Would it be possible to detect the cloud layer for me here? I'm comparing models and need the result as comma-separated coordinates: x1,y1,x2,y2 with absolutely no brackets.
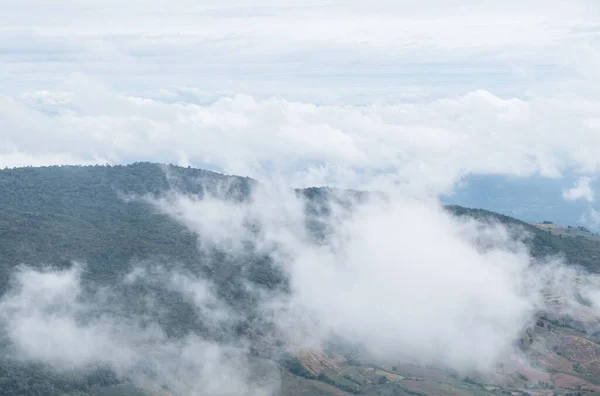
2,0,600,200
3,83,600,196
2,0,599,100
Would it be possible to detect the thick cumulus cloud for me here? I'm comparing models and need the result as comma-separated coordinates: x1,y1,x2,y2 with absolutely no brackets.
3,84,600,195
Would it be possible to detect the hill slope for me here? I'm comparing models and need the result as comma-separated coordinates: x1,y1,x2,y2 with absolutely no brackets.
2,163,600,396
447,205,600,272
3,163,600,282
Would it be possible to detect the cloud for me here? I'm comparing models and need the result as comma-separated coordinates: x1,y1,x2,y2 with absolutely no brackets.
0,263,280,396
0,264,136,369
147,184,600,373
0,1,598,100
3,82,600,195
2,1,599,195
581,207,600,227
563,176,595,202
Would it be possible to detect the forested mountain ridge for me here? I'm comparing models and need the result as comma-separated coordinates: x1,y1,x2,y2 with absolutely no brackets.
0,162,253,285
447,205,600,272
2,162,600,282
3,163,600,396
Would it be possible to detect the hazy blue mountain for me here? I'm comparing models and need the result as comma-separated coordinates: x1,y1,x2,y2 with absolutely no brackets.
443,173,600,228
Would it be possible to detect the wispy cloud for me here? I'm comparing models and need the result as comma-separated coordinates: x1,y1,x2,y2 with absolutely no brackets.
1,1,599,100
0,263,280,395
563,176,595,202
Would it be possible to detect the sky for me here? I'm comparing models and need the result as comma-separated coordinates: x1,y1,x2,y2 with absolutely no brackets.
2,0,600,224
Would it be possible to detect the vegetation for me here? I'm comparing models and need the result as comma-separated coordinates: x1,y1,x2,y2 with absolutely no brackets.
2,163,600,395
0,361,122,396
3,164,599,292
282,357,316,380
0,163,271,395
446,205,600,272
316,372,362,394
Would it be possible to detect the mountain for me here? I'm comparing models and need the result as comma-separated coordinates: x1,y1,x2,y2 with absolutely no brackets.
443,173,600,229
447,205,600,273
2,163,600,396
3,163,599,283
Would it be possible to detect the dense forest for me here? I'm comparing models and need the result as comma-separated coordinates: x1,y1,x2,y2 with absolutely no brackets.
3,163,599,282
447,205,600,271
1,163,600,396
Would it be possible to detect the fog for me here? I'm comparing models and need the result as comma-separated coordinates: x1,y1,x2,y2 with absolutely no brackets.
2,181,600,395
157,188,543,370
0,263,279,396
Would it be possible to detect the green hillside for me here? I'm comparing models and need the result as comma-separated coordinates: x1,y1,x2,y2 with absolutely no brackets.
3,163,600,283
447,205,600,272
2,163,600,396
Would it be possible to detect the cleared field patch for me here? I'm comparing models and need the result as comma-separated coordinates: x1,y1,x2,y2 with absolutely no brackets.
374,369,405,382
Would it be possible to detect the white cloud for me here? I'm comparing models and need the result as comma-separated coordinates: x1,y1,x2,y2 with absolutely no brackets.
581,207,600,227
0,264,135,368
2,1,599,193
147,184,600,374
0,264,279,395
2,81,600,195
563,176,595,202
0,1,599,100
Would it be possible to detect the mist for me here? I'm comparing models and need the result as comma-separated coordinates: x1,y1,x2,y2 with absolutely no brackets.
2,179,600,395
156,187,540,370
0,263,280,396
153,183,600,374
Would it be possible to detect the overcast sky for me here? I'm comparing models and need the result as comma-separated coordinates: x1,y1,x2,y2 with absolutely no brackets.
2,1,600,204
3,1,599,99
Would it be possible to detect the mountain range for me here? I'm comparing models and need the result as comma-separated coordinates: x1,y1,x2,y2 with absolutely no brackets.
2,163,600,396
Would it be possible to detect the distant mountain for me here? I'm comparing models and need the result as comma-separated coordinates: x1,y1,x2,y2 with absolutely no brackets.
2,163,600,396
444,173,600,229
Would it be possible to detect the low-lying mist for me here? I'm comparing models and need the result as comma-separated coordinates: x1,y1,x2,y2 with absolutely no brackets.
2,181,600,395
